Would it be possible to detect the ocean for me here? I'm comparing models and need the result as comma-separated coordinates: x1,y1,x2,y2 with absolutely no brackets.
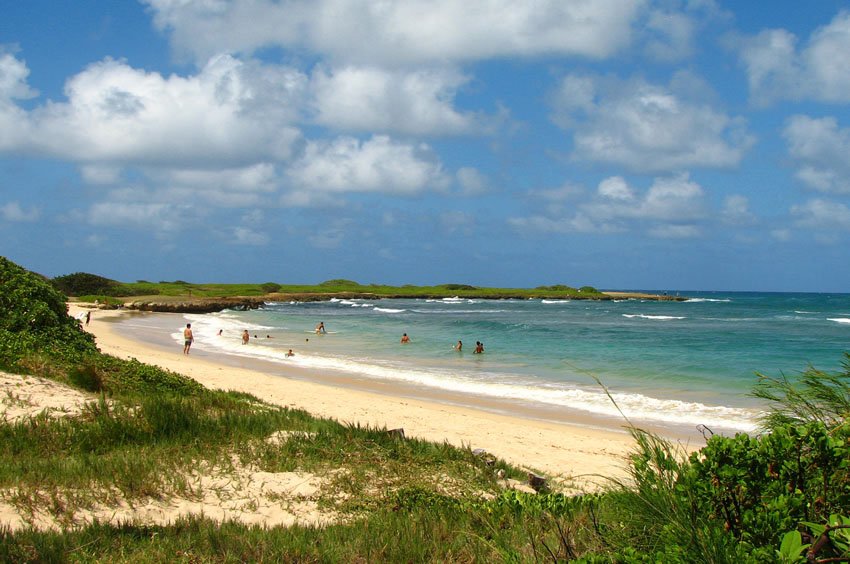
137,292,849,438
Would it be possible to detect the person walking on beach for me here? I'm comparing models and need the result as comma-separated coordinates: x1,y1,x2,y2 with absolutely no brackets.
242,330,250,345
400,333,410,344
183,323,194,355
315,322,326,334
85,311,91,326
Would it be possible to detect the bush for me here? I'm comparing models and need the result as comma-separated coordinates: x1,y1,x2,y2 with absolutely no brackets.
0,257,98,370
260,282,282,293
441,284,478,291
51,272,119,297
319,279,360,287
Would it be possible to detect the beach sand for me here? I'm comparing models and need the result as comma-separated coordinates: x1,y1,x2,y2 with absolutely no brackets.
1,305,681,530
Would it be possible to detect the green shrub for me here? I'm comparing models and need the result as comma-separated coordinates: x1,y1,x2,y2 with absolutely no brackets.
50,272,119,297
0,257,97,370
441,284,477,291
319,279,360,287
260,282,282,293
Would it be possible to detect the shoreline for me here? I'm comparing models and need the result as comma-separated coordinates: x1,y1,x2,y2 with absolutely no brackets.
72,305,686,490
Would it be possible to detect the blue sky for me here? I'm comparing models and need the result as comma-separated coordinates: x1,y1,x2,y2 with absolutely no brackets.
2,1,850,292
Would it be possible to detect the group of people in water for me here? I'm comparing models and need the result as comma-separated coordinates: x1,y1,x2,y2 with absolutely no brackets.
185,321,486,357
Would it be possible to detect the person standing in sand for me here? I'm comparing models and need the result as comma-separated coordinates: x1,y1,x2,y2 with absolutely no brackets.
85,311,91,325
242,330,250,345
183,323,194,355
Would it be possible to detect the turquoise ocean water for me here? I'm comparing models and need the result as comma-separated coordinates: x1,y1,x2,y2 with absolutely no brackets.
151,292,849,436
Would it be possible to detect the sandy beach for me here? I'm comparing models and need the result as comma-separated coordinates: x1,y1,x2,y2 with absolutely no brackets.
74,305,642,487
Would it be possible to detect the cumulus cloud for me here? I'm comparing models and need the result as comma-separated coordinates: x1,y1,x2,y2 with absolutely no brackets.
144,0,643,65
510,173,708,237
4,53,305,167
783,115,850,194
550,72,753,172
0,52,37,150
737,10,850,104
286,135,449,196
0,201,40,222
87,202,195,233
791,198,850,231
311,65,481,135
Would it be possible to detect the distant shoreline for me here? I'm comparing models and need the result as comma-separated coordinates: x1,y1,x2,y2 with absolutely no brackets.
87,290,685,314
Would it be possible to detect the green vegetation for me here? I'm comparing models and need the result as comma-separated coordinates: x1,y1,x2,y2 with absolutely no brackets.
1,257,848,561
55,274,606,301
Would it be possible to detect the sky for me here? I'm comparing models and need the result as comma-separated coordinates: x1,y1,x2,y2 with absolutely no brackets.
2,1,850,292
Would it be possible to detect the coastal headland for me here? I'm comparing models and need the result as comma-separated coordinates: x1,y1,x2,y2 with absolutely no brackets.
119,290,684,314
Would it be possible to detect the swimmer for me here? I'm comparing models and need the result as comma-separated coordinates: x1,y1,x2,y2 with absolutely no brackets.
473,341,484,354
285,349,295,357
400,333,410,344
454,340,462,351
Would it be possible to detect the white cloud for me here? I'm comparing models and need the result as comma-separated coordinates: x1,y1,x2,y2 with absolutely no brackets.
783,115,850,194
0,201,40,222
311,65,480,135
456,167,488,195
791,198,850,230
642,10,695,62
5,53,305,167
87,202,193,232
232,226,269,246
737,11,850,104
286,135,449,195
0,52,36,150
721,194,755,225
80,165,123,185
597,176,635,201
551,73,753,172
648,224,700,238
0,52,38,100
510,173,708,237
144,0,643,65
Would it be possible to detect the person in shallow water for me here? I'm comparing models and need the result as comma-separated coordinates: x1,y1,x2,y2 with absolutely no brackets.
242,330,250,345
183,323,194,355
454,340,463,351
400,333,410,344
473,341,484,354
315,322,326,334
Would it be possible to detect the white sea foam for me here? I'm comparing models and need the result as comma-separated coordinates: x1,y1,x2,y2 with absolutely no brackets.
373,307,406,314
174,311,761,433
542,300,571,304
685,298,731,303
828,317,850,324
622,314,686,320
